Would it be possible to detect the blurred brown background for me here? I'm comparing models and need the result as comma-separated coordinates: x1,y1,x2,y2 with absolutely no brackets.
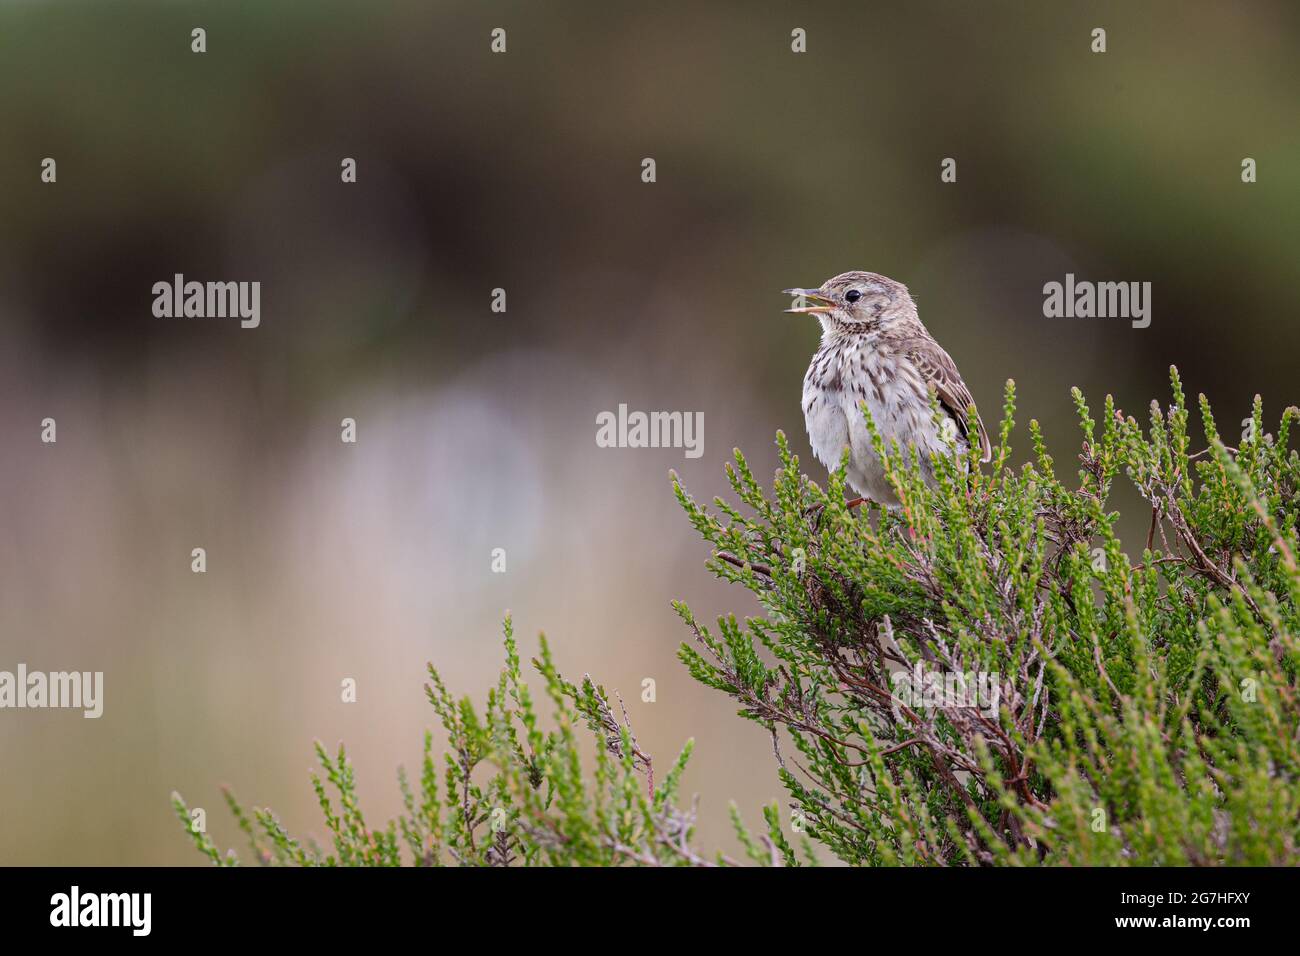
1,0,1297,864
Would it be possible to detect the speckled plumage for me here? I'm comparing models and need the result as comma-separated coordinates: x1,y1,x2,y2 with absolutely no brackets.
785,271,990,507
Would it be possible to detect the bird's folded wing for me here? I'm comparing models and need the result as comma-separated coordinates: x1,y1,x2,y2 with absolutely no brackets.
904,338,992,463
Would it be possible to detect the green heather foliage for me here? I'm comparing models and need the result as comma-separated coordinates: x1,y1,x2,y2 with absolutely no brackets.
177,368,1300,865
173,618,801,866
673,367,1300,865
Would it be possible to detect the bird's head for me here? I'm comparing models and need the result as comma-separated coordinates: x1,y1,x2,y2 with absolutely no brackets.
783,271,915,333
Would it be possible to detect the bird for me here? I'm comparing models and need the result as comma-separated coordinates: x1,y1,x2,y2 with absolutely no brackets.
783,271,990,508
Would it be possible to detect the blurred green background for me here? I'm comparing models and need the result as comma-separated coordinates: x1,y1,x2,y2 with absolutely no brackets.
1,0,1298,864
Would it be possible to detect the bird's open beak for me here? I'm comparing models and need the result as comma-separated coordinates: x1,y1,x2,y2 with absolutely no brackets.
782,288,835,314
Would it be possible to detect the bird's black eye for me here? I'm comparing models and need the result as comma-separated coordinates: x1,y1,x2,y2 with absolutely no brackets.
845,289,862,303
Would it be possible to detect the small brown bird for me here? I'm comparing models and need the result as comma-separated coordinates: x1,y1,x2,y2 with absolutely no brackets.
784,271,990,507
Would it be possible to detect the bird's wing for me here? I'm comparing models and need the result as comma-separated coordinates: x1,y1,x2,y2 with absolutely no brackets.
903,337,991,463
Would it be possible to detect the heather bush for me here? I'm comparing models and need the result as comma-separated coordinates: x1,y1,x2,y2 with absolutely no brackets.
178,369,1300,865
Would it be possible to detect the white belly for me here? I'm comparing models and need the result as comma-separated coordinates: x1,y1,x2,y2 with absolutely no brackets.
803,351,961,506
